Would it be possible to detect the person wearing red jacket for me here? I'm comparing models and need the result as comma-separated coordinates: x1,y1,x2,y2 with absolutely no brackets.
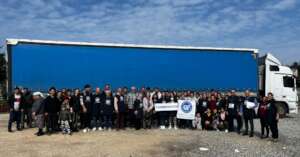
208,95,217,112
258,96,269,139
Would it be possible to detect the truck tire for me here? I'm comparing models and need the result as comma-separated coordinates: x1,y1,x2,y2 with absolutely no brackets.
275,102,287,118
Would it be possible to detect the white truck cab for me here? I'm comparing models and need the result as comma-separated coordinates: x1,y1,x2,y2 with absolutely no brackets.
259,53,298,115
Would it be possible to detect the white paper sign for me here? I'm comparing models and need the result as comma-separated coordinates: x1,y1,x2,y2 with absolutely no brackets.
154,102,178,112
246,101,256,109
177,100,196,120
228,103,235,109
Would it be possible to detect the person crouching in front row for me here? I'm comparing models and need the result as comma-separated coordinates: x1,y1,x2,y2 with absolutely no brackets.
204,108,213,130
193,113,201,130
217,107,228,132
31,92,45,136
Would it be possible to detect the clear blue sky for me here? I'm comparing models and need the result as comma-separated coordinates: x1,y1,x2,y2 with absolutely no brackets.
0,0,299,64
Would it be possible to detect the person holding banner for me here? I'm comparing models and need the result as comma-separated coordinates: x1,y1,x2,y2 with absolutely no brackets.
242,90,258,137
167,92,178,130
159,91,168,130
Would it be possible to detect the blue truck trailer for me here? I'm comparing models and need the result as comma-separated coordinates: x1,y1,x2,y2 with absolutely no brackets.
4,39,259,93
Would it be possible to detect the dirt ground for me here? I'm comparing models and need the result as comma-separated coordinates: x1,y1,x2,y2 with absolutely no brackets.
0,113,299,157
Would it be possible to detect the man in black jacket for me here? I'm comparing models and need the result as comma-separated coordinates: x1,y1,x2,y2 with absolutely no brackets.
241,90,258,137
266,92,279,142
91,87,104,131
44,87,61,134
81,84,93,133
8,87,25,132
227,90,243,134
70,88,81,132
21,88,33,129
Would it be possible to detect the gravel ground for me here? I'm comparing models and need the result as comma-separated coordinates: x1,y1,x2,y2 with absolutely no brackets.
0,113,299,157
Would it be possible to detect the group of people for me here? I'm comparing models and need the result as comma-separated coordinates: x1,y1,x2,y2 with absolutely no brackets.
7,84,279,141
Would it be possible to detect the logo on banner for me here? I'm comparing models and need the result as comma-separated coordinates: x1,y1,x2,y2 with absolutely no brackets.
181,101,192,113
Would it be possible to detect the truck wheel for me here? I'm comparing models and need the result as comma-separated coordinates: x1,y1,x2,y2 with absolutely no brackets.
275,102,287,118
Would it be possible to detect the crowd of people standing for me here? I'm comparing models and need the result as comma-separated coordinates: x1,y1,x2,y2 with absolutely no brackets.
7,84,280,142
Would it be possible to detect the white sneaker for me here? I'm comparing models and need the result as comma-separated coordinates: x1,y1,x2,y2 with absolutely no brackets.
168,126,172,130
174,126,178,130
160,126,164,130
98,127,103,131
92,127,97,131
161,126,166,130
225,129,228,133
87,128,90,132
83,129,87,133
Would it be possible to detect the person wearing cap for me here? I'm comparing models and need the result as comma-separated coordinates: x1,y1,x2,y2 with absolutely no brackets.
32,92,45,136
8,87,25,132
44,87,61,134
227,90,243,134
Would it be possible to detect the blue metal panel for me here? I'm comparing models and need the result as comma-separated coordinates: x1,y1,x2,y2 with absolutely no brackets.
11,43,258,91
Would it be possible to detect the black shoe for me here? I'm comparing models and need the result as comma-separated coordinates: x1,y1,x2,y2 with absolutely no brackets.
37,132,44,136
17,128,22,131
249,134,254,137
242,132,248,136
260,135,265,139
8,129,13,133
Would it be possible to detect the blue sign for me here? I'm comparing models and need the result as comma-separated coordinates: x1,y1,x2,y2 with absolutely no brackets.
181,101,192,113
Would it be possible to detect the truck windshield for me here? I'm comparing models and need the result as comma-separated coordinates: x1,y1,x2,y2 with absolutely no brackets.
283,76,295,88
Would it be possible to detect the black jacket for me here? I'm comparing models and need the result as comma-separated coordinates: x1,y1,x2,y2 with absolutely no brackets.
241,96,257,119
70,95,81,113
44,96,60,114
8,94,25,111
83,92,93,113
115,94,126,113
92,93,104,116
198,99,208,115
227,95,241,116
102,94,114,115
133,99,143,119
266,99,278,123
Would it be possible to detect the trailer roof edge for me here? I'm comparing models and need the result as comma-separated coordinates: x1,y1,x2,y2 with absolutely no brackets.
6,38,259,53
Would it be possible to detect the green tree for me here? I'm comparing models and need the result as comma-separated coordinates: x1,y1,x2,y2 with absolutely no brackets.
0,53,6,100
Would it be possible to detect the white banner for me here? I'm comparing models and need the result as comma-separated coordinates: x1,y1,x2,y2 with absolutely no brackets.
176,100,196,120
154,102,178,112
